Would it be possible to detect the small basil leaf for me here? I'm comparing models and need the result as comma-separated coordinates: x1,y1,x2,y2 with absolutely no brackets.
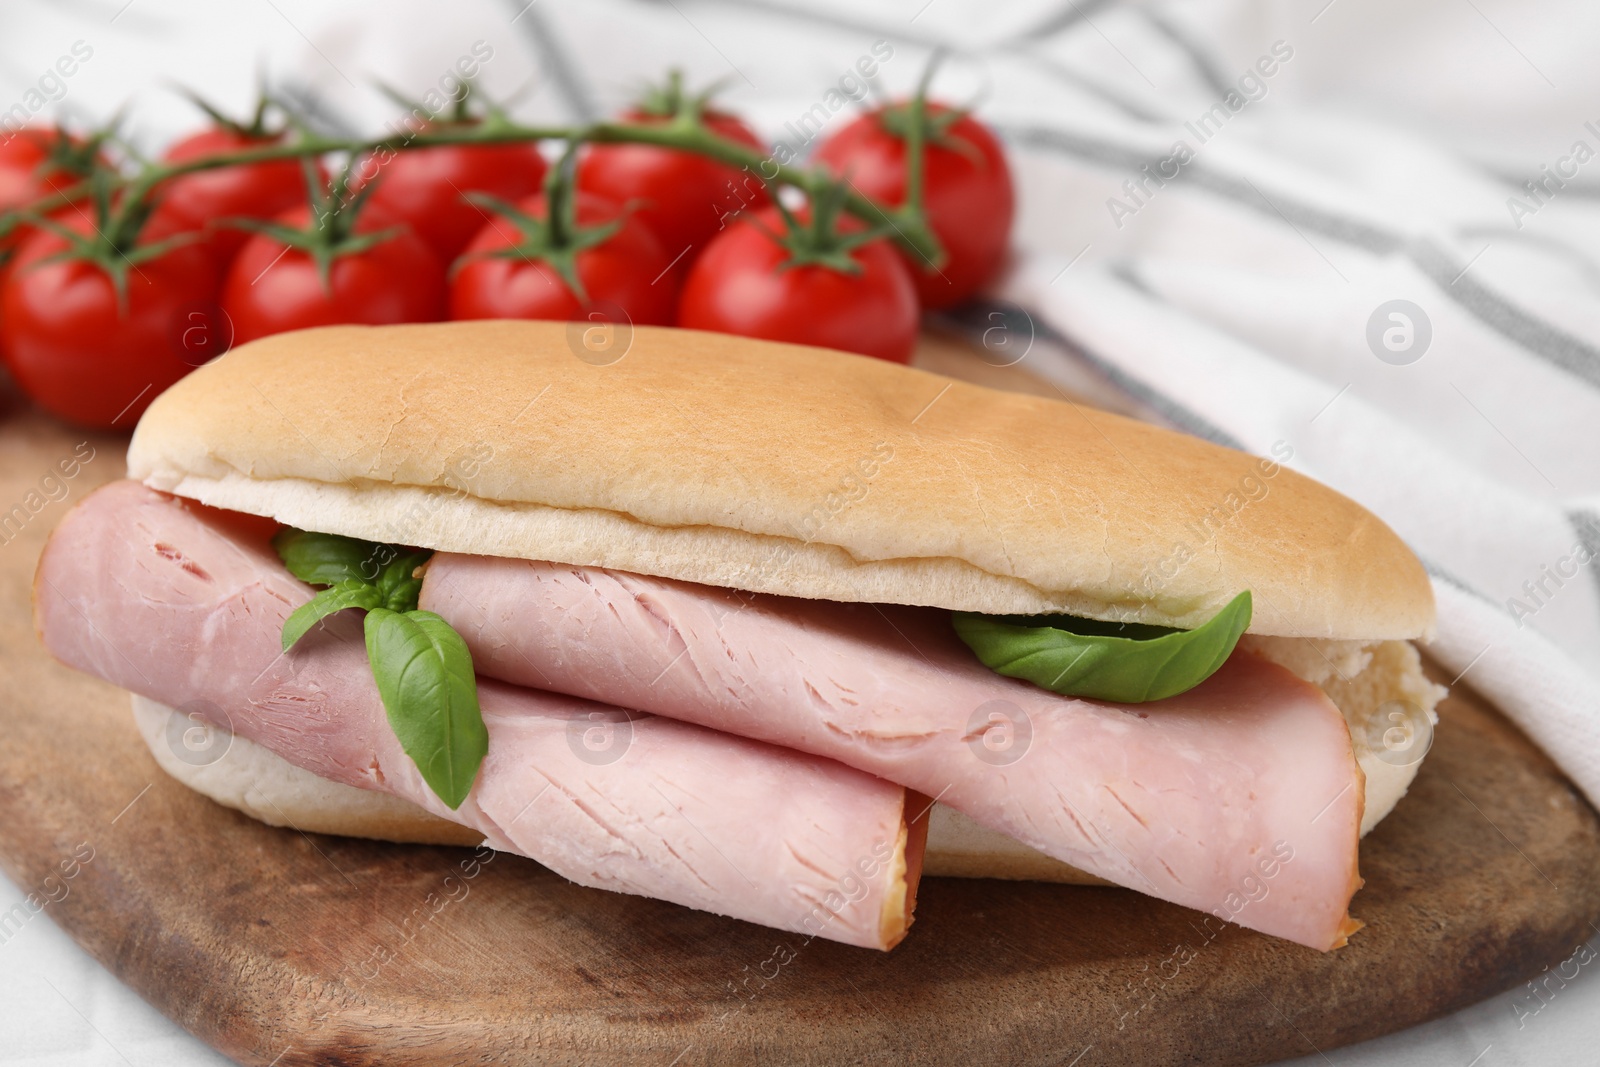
272,528,388,587
281,580,385,651
375,549,432,612
953,591,1253,703
363,608,488,810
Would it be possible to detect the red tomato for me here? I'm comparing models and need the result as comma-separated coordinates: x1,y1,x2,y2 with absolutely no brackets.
148,127,312,267
577,110,769,265
0,127,94,261
677,207,918,363
0,212,222,429
356,137,547,264
0,127,83,204
222,204,445,345
814,103,1014,309
450,191,676,326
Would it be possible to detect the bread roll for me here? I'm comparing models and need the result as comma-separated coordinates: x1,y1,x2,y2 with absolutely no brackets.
121,321,1443,881
127,322,1434,640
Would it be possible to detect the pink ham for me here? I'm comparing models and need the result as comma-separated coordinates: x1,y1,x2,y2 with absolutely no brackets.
34,481,922,950
421,554,1367,950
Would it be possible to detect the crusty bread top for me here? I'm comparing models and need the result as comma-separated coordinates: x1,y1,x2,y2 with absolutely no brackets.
127,321,1434,639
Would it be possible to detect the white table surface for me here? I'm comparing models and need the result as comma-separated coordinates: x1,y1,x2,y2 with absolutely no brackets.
2,1,1595,1063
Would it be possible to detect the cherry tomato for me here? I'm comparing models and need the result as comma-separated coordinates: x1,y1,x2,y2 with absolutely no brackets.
677,207,918,363
577,109,769,266
147,127,312,267
450,191,676,326
0,212,222,429
356,137,547,264
0,127,84,204
222,204,445,345
814,103,1014,309
0,127,94,262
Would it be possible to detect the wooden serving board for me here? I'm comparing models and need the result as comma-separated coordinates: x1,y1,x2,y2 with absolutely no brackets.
2,348,1598,1067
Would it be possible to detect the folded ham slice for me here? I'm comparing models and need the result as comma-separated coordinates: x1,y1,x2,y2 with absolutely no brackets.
34,482,922,950
420,554,1366,950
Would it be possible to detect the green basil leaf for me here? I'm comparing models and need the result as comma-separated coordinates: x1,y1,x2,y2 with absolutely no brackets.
271,528,389,587
273,527,431,609
273,530,479,807
363,608,488,810
953,591,1253,703
281,580,384,651
375,548,432,612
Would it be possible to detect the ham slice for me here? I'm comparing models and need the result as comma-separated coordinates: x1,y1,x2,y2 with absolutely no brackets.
34,482,922,950
421,554,1366,950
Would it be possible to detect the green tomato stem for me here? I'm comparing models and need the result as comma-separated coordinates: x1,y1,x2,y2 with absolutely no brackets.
5,110,947,272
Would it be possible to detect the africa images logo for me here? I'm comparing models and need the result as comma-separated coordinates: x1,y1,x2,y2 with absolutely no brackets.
1105,40,1295,230
1365,300,1431,365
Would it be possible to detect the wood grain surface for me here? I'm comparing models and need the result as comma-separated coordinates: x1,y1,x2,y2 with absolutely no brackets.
1,347,1598,1067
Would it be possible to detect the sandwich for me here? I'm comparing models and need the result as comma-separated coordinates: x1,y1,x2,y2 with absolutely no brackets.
33,320,1444,951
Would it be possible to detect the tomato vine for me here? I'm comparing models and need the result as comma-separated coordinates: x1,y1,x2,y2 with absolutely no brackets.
0,84,947,271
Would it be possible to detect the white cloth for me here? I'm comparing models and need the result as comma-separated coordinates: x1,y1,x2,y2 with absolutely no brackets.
2,1,1597,1064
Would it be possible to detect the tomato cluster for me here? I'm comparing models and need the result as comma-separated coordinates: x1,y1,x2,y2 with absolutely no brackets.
0,80,1014,430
